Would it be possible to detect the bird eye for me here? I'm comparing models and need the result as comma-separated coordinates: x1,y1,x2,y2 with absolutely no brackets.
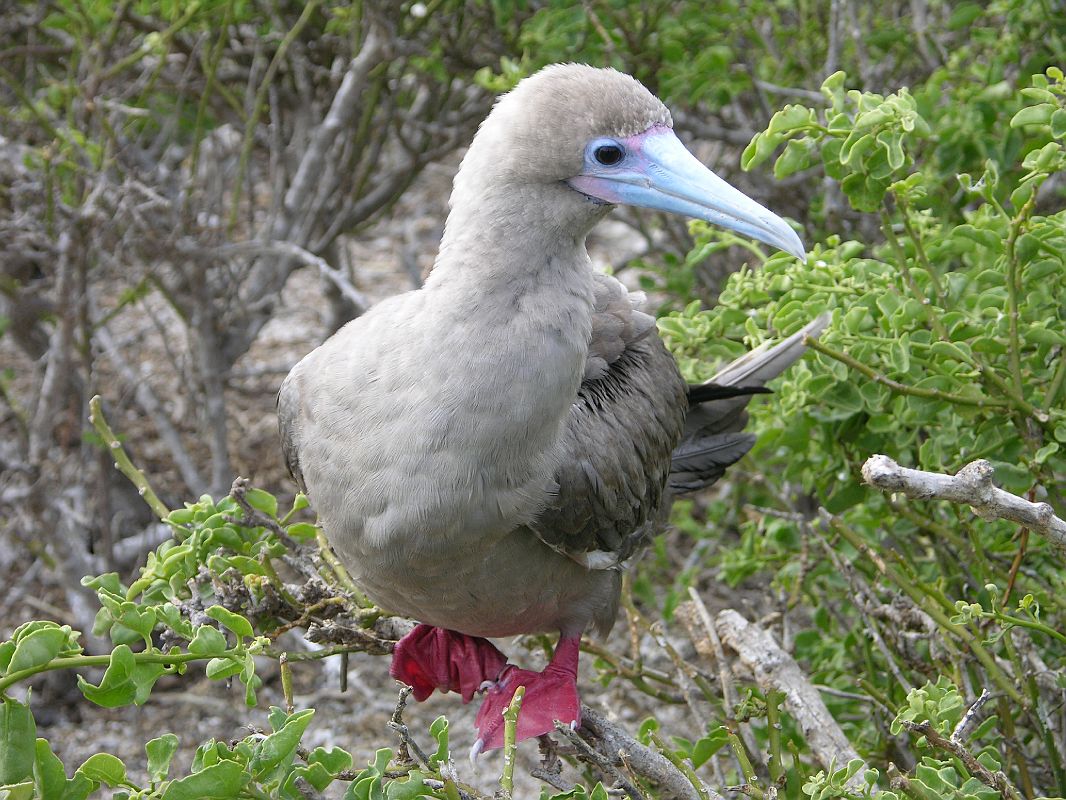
593,143,624,166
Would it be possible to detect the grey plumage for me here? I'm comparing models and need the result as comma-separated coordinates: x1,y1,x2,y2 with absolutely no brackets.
278,64,820,645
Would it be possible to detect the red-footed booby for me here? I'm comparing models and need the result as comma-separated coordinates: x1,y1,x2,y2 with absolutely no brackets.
279,64,823,756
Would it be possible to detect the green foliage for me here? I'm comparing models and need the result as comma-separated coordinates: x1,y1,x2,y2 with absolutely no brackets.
655,50,1066,800
0,487,465,799
4,1,1066,798
891,678,965,739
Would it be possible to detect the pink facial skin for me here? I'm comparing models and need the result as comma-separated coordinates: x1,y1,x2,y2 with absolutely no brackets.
566,124,673,204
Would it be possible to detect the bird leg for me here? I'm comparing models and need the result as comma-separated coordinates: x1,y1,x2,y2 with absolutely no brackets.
390,623,508,703
472,635,581,755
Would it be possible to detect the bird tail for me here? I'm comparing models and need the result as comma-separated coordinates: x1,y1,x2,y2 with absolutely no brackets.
669,313,829,494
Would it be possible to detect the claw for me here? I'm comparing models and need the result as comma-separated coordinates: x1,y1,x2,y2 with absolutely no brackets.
469,738,484,765
473,636,582,751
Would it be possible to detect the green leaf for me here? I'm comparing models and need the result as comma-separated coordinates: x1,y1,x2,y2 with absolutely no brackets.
8,626,69,674
0,696,37,784
146,733,179,782
251,708,315,780
188,625,228,656
205,606,254,640
34,738,93,800
690,727,729,768
77,645,166,707
1051,108,1066,138
774,137,813,178
1010,103,1056,127
384,771,430,799
243,488,278,518
285,522,318,542
766,104,812,136
428,716,449,766
160,759,247,799
206,657,244,681
166,508,195,525
1034,442,1060,464
75,753,127,788
308,745,353,776
825,381,864,413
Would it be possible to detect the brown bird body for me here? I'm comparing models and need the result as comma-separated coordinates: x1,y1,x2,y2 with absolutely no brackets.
279,64,820,752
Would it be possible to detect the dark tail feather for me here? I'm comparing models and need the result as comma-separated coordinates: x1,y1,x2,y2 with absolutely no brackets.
686,382,771,406
670,313,829,493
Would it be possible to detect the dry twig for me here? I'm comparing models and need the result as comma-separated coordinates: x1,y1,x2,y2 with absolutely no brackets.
715,610,865,788
861,455,1066,552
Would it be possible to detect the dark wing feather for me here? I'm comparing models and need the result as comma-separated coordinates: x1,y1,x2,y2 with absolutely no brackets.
668,432,756,493
529,276,688,570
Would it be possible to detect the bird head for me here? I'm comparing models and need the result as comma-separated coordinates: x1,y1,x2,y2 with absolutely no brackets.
452,63,804,258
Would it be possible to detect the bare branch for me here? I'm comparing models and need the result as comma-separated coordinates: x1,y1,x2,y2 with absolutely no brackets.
715,609,865,785
95,325,207,494
275,27,387,245
861,455,1066,552
28,231,76,465
211,239,370,315
951,689,993,745
897,719,1024,800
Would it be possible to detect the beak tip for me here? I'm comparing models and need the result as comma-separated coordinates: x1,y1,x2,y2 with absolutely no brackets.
783,229,807,261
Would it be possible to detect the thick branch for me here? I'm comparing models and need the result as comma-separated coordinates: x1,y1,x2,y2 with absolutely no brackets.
277,27,386,245
577,706,710,800
715,610,865,787
861,455,1066,552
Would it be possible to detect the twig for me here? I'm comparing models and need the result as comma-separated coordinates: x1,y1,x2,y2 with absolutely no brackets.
228,476,300,548
88,395,169,520
499,686,524,799
951,689,992,745
648,732,715,800
388,686,432,771
280,653,294,713
805,337,1007,409
555,718,648,800
28,230,76,465
861,455,1066,552
206,239,371,314
229,0,323,229
579,706,708,800
532,736,574,792
897,719,1024,800
676,590,761,763
95,325,207,493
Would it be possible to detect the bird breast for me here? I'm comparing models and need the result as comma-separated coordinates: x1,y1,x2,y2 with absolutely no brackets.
292,254,598,613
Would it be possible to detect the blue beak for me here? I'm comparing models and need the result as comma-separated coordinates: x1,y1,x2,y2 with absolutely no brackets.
567,126,805,260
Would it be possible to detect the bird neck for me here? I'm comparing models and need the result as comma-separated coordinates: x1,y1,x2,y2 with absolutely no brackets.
426,190,598,314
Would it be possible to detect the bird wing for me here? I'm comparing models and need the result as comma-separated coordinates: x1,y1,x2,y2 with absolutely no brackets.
528,274,688,569
530,295,828,568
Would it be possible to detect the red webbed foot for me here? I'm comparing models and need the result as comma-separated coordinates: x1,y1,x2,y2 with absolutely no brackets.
390,624,508,703
472,636,581,756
